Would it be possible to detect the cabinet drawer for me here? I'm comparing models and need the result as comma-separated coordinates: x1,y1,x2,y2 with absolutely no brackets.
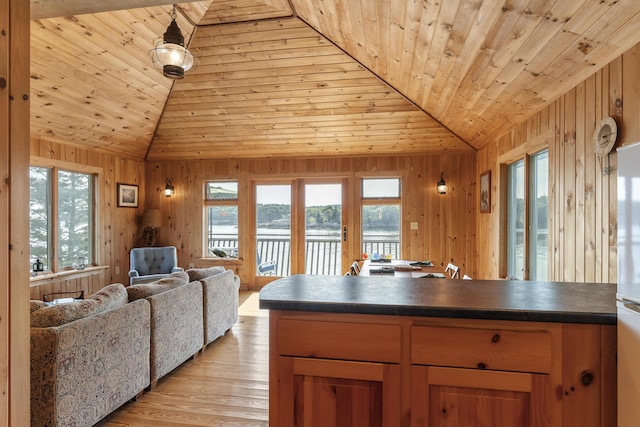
411,325,552,373
278,319,402,363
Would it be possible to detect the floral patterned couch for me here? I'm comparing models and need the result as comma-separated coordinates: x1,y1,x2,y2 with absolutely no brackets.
30,268,240,426
30,283,151,427
186,267,241,349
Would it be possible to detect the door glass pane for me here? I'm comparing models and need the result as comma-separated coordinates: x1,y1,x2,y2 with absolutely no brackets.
30,166,51,271
305,183,342,275
58,170,93,268
529,150,549,280
507,160,525,279
256,184,291,276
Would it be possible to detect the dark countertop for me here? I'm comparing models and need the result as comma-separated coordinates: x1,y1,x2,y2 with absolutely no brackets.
258,275,617,325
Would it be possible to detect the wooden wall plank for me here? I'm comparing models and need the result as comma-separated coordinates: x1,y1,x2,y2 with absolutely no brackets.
563,88,577,282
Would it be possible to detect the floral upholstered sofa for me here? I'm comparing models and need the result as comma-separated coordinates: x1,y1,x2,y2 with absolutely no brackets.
30,267,240,426
30,283,151,427
186,266,240,349
126,271,204,387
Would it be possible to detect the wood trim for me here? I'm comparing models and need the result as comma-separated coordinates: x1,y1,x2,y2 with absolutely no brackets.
4,0,31,422
31,155,102,174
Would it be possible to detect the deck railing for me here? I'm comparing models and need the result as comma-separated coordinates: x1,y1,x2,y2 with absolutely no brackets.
208,234,399,276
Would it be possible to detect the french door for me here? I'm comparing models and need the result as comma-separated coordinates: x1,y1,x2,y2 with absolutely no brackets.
254,179,346,279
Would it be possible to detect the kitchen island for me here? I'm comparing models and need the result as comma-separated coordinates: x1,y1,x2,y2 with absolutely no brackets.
259,275,617,427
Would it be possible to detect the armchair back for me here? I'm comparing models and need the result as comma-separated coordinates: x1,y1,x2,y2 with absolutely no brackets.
129,246,183,285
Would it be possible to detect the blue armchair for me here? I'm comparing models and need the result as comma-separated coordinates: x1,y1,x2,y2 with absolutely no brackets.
128,246,184,285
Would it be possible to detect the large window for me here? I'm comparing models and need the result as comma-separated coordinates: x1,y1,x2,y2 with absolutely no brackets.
361,178,401,259
30,165,95,272
204,181,238,257
506,149,548,280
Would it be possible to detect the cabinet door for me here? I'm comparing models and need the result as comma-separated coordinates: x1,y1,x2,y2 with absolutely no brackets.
411,366,550,427
277,356,401,427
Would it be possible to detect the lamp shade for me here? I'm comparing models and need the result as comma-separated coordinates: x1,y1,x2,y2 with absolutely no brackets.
142,209,162,228
149,6,197,79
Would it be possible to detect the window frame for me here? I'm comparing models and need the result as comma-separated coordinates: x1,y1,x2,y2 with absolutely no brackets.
360,177,402,260
203,180,239,258
30,157,99,273
498,142,549,281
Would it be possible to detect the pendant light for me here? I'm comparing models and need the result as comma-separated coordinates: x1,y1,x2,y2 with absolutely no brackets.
149,5,197,79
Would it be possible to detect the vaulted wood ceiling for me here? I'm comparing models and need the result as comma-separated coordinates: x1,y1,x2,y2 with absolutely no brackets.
29,0,640,161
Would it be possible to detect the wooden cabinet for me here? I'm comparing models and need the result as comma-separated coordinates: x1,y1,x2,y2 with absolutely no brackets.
276,357,400,427
411,366,550,426
269,311,616,427
410,324,553,426
272,313,403,426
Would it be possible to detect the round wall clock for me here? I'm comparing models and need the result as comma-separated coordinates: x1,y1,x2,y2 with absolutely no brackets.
593,116,617,157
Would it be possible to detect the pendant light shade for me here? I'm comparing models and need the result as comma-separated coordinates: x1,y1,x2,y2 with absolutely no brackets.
150,6,197,79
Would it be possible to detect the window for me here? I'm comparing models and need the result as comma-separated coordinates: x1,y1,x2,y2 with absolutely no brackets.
204,181,238,257
506,149,548,280
361,178,401,259
30,165,95,272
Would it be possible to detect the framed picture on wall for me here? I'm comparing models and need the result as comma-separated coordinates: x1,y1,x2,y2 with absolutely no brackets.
480,171,491,213
117,183,139,208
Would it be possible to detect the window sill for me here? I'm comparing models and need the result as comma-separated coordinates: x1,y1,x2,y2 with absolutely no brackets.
196,258,243,266
30,265,108,284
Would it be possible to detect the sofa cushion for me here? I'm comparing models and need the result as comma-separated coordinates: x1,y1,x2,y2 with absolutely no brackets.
126,271,189,301
30,283,128,328
186,266,225,282
30,300,47,314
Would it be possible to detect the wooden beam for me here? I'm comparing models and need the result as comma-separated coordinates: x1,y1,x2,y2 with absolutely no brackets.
30,0,202,19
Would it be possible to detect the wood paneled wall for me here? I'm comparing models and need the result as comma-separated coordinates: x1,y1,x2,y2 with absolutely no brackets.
30,138,146,292
477,42,640,283
145,153,476,289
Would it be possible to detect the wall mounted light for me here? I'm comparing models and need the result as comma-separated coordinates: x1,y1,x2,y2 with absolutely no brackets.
164,179,175,197
437,172,448,194
149,5,197,79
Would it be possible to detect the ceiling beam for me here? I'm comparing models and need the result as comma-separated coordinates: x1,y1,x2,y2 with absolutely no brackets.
30,0,201,20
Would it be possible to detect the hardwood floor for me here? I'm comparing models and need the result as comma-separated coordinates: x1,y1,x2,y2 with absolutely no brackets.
97,292,269,426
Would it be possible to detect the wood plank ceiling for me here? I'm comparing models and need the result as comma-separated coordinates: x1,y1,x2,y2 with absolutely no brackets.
29,0,640,161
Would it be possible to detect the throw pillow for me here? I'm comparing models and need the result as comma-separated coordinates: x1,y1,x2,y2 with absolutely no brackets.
186,266,225,282
30,283,128,328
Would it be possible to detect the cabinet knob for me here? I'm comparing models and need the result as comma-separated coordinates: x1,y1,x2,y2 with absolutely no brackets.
477,362,487,369
581,371,594,386
491,333,500,343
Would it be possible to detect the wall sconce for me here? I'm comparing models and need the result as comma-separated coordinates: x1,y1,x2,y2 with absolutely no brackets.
142,209,162,246
437,172,448,194
164,179,175,197
149,5,197,79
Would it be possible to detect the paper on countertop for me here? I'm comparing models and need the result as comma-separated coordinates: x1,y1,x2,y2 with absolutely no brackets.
412,272,446,278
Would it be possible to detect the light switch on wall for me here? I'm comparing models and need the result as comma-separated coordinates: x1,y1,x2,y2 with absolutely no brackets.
115,266,120,275
410,222,419,230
